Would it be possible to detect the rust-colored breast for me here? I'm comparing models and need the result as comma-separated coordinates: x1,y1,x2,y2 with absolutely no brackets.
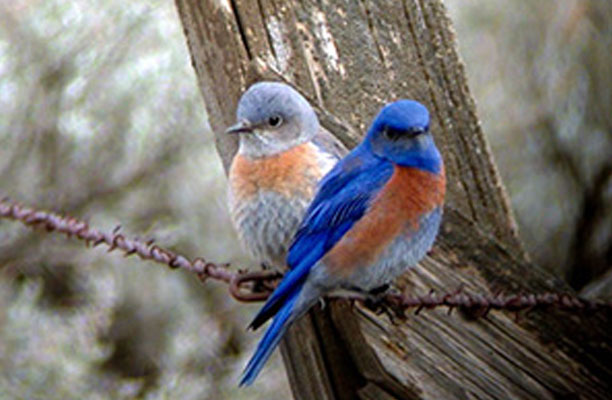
324,165,446,275
229,142,324,201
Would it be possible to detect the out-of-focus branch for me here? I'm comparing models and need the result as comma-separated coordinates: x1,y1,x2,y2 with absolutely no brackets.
0,144,184,264
568,162,612,289
2,197,612,317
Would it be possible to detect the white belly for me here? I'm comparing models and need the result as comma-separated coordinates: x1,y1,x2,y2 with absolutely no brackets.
230,191,310,269
348,207,443,290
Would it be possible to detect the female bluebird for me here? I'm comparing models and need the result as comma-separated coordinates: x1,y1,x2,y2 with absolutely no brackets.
227,82,340,270
240,99,446,386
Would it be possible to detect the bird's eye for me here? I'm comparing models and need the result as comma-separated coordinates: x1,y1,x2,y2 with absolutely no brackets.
383,127,404,141
383,125,428,141
267,115,283,127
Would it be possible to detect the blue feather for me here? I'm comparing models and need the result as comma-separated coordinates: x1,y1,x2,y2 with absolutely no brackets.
288,149,394,269
364,100,442,174
248,148,393,330
248,239,325,330
241,99,443,386
239,288,300,386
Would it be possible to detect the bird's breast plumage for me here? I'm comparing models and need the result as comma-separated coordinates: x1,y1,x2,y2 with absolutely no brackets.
323,165,445,279
229,142,327,200
229,142,336,268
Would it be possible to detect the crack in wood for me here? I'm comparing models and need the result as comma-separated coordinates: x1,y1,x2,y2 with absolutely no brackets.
230,0,252,59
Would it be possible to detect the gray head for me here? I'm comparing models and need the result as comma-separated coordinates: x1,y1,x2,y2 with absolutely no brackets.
226,82,320,158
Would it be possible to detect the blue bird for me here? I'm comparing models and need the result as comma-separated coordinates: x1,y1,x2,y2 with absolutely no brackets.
240,100,446,386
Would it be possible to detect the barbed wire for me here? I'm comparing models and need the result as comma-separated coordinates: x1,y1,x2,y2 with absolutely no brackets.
379,288,611,320
0,197,279,302
1,197,611,317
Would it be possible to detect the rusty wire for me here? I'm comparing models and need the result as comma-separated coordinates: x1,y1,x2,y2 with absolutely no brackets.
1,197,611,317
0,197,279,302
378,289,611,320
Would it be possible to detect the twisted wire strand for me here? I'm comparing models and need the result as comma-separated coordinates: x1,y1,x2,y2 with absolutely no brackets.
2,197,610,316
0,197,278,301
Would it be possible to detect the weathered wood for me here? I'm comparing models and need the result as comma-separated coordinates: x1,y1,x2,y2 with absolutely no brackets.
332,209,612,399
174,0,612,398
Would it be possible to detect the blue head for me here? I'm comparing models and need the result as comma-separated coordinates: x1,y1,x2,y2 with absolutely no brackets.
364,100,442,174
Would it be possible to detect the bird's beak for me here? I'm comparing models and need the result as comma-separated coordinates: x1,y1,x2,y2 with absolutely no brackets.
225,120,253,135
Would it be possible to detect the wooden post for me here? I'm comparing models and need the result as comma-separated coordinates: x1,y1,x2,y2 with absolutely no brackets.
174,1,612,398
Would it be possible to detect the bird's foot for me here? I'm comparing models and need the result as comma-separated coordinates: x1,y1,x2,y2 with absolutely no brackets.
347,283,392,298
369,283,391,297
361,284,405,324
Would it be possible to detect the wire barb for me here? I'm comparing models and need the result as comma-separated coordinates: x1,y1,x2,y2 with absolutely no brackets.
1,197,611,318
0,197,255,300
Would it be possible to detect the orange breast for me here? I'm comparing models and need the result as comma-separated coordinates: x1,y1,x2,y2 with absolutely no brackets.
323,165,445,275
229,143,324,200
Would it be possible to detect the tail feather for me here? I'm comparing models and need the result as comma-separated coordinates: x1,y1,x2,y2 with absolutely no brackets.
250,240,326,331
239,289,300,386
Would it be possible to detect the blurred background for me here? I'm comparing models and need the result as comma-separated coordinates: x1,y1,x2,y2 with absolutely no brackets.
0,0,610,399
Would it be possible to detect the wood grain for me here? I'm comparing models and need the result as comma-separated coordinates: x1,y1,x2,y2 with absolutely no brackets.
174,0,612,398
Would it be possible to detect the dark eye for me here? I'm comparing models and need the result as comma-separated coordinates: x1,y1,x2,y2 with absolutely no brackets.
267,115,283,127
383,127,404,141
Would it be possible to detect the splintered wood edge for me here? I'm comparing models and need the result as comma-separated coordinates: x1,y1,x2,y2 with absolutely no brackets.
280,313,336,400
330,301,422,399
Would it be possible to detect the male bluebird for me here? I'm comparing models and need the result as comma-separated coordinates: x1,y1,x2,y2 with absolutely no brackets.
240,99,446,386
227,82,341,271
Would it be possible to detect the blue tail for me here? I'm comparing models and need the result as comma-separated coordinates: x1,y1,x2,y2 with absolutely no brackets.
239,288,300,386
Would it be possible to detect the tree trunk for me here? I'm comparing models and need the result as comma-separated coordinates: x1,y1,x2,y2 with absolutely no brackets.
174,1,612,398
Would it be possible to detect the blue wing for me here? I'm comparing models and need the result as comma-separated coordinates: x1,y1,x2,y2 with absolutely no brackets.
288,151,394,269
248,146,394,330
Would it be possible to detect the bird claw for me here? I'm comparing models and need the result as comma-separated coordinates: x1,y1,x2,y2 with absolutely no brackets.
363,297,403,324
368,283,391,296
361,284,405,324
318,297,327,310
